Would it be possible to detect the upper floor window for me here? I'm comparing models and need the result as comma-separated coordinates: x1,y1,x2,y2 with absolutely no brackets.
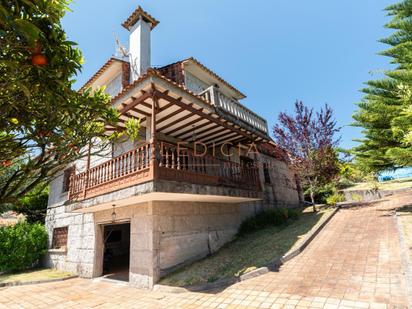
62,166,75,193
263,163,271,184
52,226,68,249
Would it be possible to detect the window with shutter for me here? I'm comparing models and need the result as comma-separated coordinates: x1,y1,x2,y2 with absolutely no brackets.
52,227,68,249
62,166,75,193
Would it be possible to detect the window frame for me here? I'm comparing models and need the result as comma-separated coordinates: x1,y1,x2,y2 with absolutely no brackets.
62,166,75,193
51,226,68,249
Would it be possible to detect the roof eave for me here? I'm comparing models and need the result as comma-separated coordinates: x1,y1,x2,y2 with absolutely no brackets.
182,57,246,100
79,57,129,92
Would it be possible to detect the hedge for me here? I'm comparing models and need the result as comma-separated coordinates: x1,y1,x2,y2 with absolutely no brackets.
0,222,48,272
238,207,299,236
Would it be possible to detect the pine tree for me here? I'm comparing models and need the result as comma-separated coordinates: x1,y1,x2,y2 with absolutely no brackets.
353,0,412,172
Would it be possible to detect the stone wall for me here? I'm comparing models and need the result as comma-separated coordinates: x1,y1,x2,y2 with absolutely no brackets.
45,140,301,288
46,171,97,278
93,203,154,287
105,73,122,97
258,153,300,208
184,71,208,94
45,202,95,278
151,201,241,275
91,201,243,287
343,187,412,203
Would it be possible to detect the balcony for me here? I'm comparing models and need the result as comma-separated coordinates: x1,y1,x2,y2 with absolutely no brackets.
69,141,261,202
199,86,269,135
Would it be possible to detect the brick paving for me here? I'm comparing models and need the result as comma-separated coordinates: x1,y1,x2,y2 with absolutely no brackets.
0,193,411,308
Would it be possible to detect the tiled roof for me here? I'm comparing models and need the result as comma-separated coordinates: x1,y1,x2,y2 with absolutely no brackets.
155,61,185,85
110,68,270,141
182,57,246,99
110,68,212,107
122,6,159,30
81,57,245,101
80,58,129,92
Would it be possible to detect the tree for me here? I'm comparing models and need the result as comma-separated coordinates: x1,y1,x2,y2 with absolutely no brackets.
353,0,412,172
0,0,137,209
12,186,48,224
273,101,341,210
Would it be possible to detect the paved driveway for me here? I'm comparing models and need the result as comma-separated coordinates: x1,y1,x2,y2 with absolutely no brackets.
1,193,411,308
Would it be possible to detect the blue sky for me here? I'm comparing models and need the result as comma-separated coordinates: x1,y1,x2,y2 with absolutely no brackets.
62,0,395,149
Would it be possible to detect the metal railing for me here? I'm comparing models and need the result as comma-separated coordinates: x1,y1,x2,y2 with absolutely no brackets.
199,86,269,134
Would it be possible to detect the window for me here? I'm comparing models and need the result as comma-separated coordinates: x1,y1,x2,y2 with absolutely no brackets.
263,163,271,184
62,166,75,193
52,227,68,249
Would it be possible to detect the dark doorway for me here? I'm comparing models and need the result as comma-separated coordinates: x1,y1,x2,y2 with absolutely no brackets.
102,222,130,282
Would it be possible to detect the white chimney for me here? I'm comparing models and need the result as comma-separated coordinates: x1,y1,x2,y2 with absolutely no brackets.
122,6,159,82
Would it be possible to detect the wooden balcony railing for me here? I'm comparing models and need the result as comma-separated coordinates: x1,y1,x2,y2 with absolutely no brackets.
157,142,260,191
69,143,152,200
69,141,261,201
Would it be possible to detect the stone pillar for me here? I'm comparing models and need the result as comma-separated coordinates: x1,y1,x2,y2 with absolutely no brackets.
129,201,160,288
93,223,104,278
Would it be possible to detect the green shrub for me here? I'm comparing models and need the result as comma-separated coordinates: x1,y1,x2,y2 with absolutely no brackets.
350,193,363,202
326,193,345,205
0,222,48,272
238,208,299,236
305,183,335,204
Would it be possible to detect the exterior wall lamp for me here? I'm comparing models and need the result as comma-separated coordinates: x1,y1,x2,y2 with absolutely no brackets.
111,204,116,222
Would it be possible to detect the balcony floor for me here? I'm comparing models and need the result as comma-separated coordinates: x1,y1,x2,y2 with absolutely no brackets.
68,190,261,213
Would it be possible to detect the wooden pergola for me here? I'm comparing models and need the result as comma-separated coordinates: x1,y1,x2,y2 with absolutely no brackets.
105,74,270,148
70,73,267,202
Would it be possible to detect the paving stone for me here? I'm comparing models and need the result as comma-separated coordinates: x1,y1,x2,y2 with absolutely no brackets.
1,193,411,308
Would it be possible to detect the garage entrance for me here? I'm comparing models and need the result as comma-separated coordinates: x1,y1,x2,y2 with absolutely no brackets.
102,222,130,282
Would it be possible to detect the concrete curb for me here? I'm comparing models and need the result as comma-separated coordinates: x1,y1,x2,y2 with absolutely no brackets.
395,212,412,307
154,206,340,293
0,275,78,288
276,206,340,265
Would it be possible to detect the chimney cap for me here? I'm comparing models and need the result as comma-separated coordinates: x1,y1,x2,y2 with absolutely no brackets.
122,6,159,30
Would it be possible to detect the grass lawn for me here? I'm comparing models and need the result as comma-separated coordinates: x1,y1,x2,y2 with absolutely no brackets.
398,205,412,262
159,206,333,287
0,268,73,284
347,177,412,191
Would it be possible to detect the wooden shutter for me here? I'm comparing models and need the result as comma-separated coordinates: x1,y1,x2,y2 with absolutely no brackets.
62,166,75,192
52,227,68,249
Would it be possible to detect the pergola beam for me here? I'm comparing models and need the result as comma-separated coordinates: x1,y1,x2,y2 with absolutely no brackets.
155,90,256,142
196,127,229,141
157,111,197,132
202,130,239,144
118,91,152,115
174,121,217,139
130,96,152,109
157,105,191,125
166,117,207,136
211,136,252,147
158,97,181,113
128,107,151,118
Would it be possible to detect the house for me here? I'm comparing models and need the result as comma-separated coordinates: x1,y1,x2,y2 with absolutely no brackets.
45,6,301,288
0,211,24,227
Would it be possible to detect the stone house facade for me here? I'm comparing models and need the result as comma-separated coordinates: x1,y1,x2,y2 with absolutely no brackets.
45,6,301,288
